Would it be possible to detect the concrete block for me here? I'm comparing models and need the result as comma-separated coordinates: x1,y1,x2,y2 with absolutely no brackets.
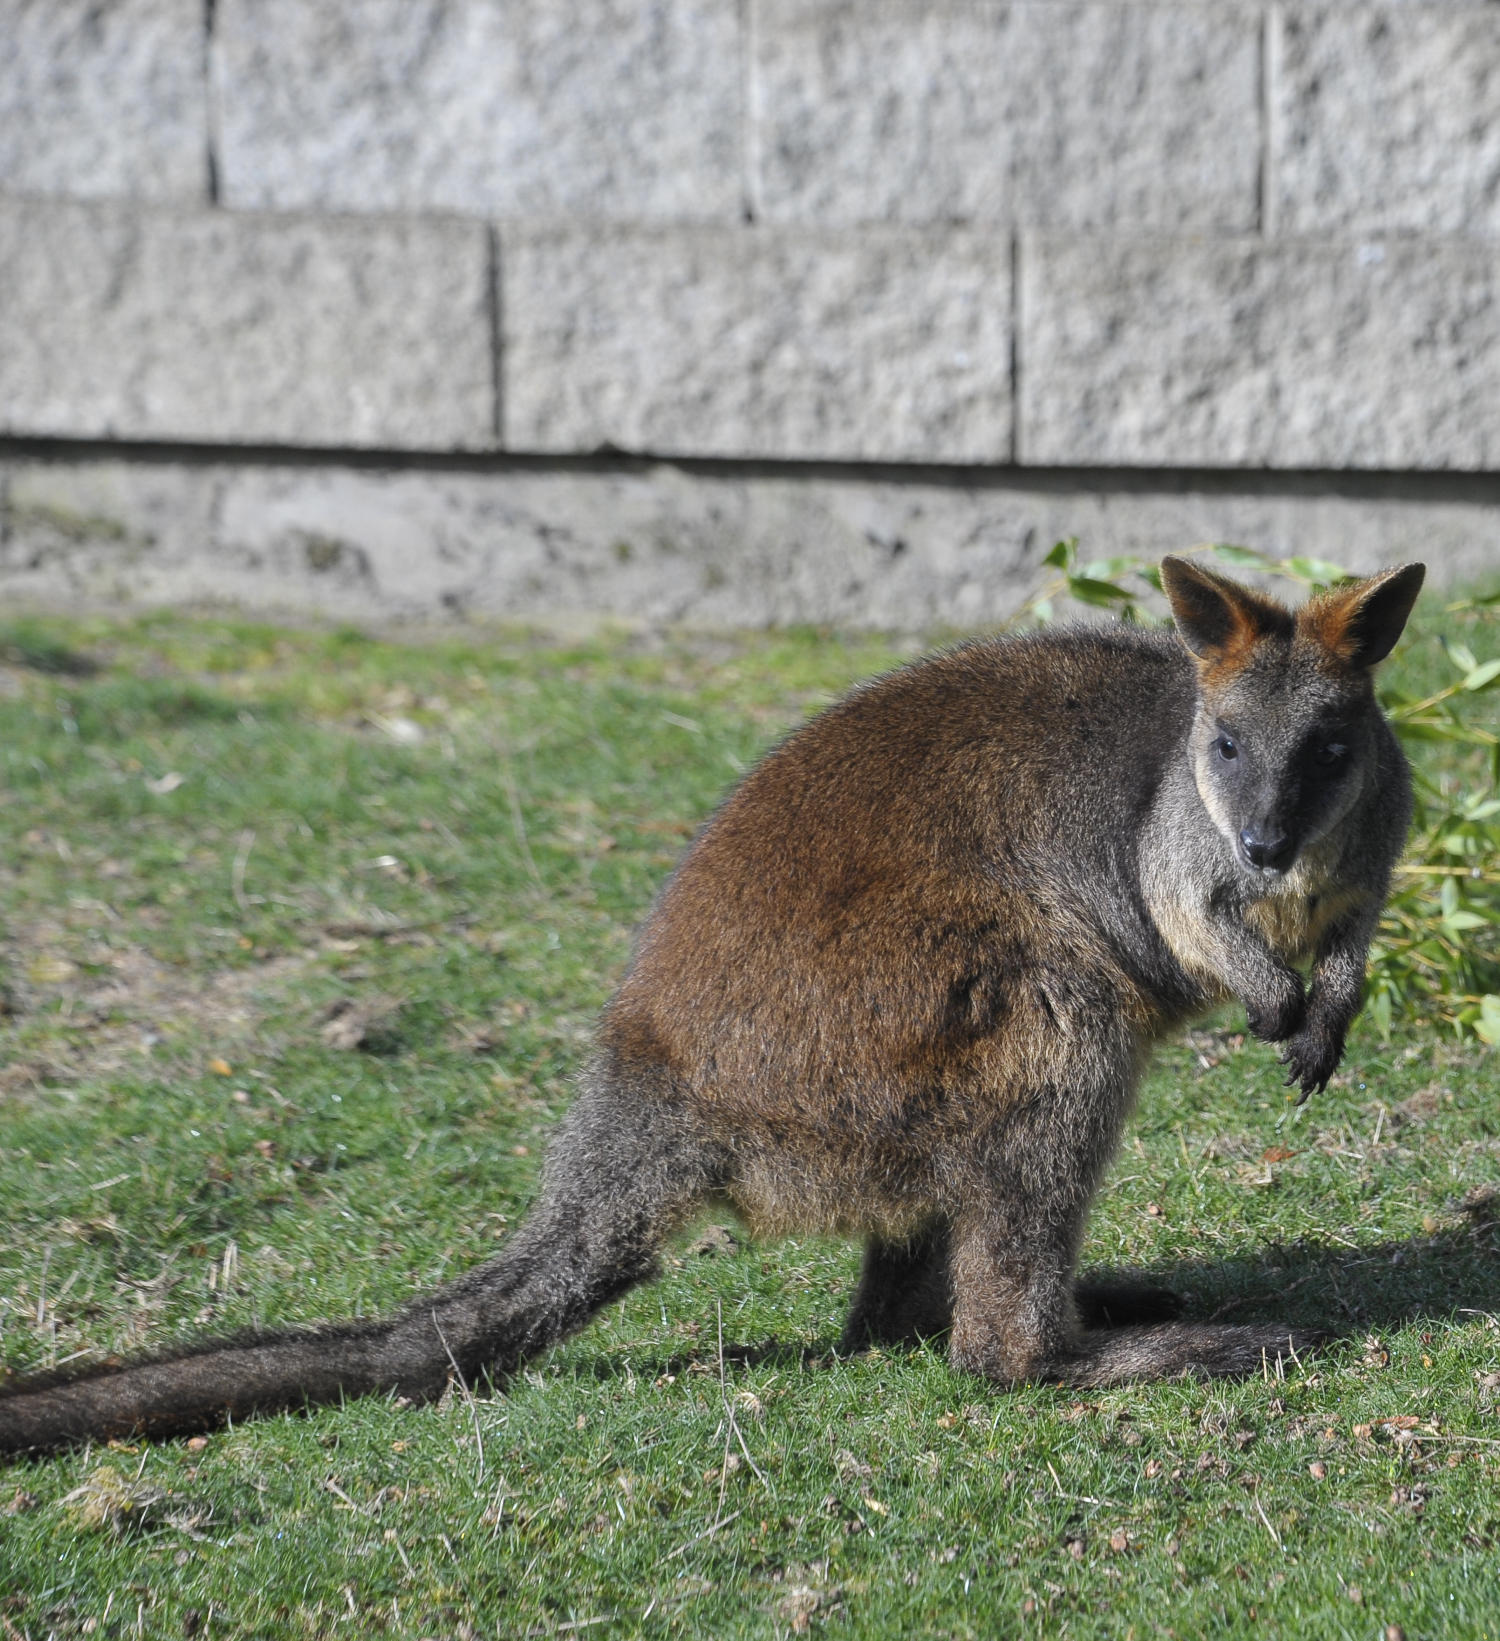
503,225,1011,462
0,0,208,203
1021,236,1500,469
0,201,494,449
756,0,1260,230
214,0,743,221
1277,6,1500,234
2,458,1492,631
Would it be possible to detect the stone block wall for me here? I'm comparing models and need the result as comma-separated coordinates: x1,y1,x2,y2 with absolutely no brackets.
1,0,1498,624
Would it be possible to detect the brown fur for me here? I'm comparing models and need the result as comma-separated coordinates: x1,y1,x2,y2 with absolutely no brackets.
0,558,1425,1456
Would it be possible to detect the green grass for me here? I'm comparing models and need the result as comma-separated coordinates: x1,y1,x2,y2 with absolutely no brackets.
0,609,1497,1639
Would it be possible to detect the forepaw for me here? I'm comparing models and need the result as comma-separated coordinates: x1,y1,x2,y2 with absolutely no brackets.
1245,983,1306,1045
1280,1020,1344,1101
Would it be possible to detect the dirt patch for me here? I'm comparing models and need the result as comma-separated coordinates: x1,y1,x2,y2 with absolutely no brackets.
0,933,319,1090
1391,1083,1446,1129
319,993,407,1054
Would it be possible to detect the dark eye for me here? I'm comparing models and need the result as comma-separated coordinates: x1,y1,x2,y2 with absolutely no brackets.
1215,735,1238,761
1318,742,1348,766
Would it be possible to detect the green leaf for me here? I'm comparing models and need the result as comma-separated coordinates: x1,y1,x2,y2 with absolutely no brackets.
1066,576,1136,607
1368,984,1394,1039
1443,638,1478,675
1477,995,1500,1047
1043,539,1075,570
1031,598,1054,625
1282,556,1354,588
1208,544,1273,571
1398,720,1495,748
1442,911,1490,933
1441,876,1459,919
1463,658,1500,692
1391,722,1456,745
1082,556,1144,581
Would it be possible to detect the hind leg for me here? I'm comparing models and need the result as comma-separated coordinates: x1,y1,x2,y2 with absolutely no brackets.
948,1195,1316,1388
840,1224,953,1351
945,1063,1317,1387
841,1230,1181,1349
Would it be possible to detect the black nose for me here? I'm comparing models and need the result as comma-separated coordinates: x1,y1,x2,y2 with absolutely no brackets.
1239,828,1294,872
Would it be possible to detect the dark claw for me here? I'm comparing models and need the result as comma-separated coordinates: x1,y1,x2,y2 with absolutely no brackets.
1279,1026,1342,1103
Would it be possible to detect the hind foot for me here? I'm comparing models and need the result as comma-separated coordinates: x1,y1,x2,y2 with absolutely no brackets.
1056,1323,1326,1388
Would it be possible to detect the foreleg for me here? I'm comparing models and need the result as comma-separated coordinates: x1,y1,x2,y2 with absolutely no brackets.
1280,901,1381,1099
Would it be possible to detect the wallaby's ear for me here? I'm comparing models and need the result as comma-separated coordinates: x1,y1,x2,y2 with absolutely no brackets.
1159,556,1292,663
1302,563,1426,670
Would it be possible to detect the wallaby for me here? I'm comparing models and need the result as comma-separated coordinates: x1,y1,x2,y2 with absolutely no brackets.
0,556,1426,1457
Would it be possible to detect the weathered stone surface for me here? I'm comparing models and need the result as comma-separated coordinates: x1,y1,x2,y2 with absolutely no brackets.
2,458,1489,632
0,0,208,203
1277,7,1500,235
0,201,494,448
503,226,1011,461
1021,236,1500,469
757,0,1260,229
214,0,742,220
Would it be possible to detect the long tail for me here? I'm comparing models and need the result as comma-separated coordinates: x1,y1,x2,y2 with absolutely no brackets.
0,1092,716,1457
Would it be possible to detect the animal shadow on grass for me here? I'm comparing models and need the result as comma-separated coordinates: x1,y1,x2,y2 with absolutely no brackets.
569,1204,1500,1385
1141,1200,1500,1340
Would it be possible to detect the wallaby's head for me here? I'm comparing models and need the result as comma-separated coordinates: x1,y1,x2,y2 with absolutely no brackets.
1159,556,1426,878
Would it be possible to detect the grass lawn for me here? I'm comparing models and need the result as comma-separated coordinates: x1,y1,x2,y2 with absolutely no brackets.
0,605,1497,1640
